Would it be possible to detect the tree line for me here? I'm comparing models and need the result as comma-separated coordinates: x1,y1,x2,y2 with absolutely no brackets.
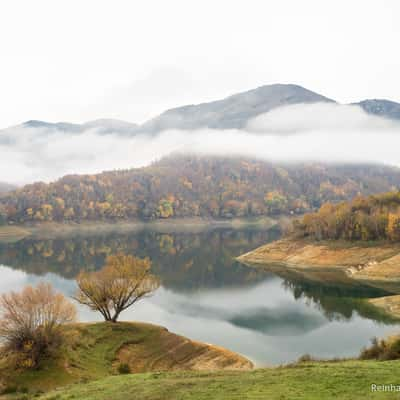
292,191,400,241
2,156,400,224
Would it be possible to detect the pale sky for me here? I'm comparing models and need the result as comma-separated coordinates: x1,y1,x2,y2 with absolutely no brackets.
0,0,399,128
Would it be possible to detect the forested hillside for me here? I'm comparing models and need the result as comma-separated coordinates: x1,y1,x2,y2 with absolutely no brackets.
1,156,400,224
292,191,400,241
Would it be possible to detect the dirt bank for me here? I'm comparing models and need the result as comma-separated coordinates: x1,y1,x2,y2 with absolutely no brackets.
237,239,400,282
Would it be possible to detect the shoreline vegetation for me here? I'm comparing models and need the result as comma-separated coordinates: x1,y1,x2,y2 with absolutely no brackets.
236,190,400,320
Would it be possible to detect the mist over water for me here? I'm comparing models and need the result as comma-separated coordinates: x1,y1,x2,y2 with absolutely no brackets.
1,103,400,184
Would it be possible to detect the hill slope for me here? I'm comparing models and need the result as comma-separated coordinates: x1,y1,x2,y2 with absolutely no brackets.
2,156,400,224
0,322,252,394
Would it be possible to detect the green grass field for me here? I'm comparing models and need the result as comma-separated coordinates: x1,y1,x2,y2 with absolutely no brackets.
0,322,249,399
39,360,400,400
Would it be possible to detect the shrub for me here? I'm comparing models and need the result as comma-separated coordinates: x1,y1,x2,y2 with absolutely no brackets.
359,337,382,360
0,283,77,368
297,354,314,363
117,362,131,374
360,336,400,360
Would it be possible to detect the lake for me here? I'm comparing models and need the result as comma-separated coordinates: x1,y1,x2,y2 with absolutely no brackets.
0,226,399,366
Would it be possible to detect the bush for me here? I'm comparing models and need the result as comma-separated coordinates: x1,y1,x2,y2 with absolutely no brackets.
117,363,131,374
360,336,400,360
297,354,314,363
0,283,77,368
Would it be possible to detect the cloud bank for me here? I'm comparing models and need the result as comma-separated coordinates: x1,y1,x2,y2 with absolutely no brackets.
1,103,400,185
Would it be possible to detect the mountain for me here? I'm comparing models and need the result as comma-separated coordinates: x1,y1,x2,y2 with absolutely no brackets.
22,120,83,133
2,84,334,137
140,84,335,132
22,119,139,135
2,155,400,224
1,84,400,137
0,119,140,144
355,99,400,121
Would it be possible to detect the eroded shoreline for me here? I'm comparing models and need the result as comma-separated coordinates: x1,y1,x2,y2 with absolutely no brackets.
237,238,400,319
238,238,400,280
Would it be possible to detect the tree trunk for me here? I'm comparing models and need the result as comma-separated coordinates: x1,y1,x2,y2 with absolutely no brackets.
111,312,120,323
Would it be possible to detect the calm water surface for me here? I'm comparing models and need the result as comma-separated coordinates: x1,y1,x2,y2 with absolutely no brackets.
0,226,399,365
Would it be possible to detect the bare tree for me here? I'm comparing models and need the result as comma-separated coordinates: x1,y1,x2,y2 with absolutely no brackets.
75,254,160,322
0,283,77,367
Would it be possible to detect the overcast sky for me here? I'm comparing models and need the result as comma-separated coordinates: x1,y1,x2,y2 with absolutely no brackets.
0,0,399,128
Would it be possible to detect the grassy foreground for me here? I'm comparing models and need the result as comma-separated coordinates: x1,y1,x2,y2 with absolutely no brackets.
0,322,251,397
39,360,400,400
2,323,400,399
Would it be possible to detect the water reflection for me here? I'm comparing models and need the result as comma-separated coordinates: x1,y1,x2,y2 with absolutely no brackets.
0,228,279,289
0,227,399,365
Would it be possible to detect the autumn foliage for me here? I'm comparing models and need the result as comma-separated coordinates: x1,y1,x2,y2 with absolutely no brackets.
292,191,400,241
2,156,400,224
75,254,160,322
0,283,77,368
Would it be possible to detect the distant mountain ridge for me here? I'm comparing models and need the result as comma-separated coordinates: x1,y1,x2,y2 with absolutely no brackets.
21,118,139,135
1,84,400,136
355,99,400,120
139,84,335,132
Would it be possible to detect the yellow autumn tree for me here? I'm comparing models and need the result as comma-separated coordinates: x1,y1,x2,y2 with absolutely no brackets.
387,212,400,241
75,254,160,322
157,199,174,218
264,191,288,214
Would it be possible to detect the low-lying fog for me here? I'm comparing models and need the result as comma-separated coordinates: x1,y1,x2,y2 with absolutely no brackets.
1,102,399,185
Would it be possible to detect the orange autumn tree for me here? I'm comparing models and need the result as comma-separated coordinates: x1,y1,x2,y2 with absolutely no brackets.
75,254,160,322
0,283,77,367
